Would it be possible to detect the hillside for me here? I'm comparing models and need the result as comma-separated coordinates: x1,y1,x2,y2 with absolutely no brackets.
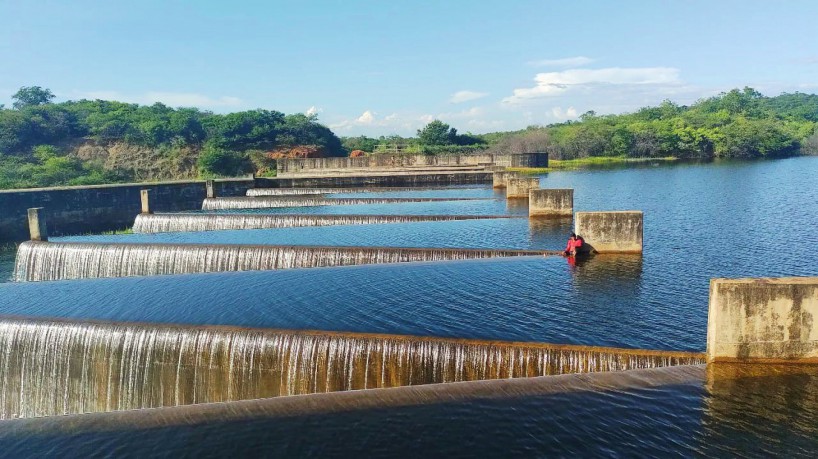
2,86,817,190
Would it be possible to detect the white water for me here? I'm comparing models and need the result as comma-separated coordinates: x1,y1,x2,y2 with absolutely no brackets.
0,317,705,419
132,213,513,233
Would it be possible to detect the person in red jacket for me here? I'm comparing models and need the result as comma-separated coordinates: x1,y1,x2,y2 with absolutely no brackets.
563,232,583,256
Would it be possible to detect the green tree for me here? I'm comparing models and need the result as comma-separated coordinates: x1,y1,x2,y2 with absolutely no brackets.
417,120,457,146
12,86,55,109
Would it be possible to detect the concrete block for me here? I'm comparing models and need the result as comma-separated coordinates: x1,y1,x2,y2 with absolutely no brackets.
510,152,549,168
27,208,48,241
575,211,643,253
206,180,216,199
529,189,573,217
707,278,818,363
140,189,152,214
493,171,514,188
506,177,540,199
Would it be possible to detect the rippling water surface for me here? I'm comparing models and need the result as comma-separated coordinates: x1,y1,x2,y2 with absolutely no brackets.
0,157,817,456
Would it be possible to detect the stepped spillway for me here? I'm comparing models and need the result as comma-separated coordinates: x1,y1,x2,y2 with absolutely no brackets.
245,186,483,196
0,316,705,419
133,213,517,233
201,196,490,210
13,241,559,282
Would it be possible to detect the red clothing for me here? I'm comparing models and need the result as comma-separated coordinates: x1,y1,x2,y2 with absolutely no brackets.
564,237,583,253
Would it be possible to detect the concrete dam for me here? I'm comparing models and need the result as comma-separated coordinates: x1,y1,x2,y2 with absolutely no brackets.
201,196,490,210
133,213,516,233
13,241,560,282
0,316,704,419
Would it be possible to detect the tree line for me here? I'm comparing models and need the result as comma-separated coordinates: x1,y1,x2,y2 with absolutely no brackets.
0,86,343,188
2,86,816,189
344,88,818,160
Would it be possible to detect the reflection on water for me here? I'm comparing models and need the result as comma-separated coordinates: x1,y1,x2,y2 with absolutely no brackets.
4,364,818,457
698,364,818,457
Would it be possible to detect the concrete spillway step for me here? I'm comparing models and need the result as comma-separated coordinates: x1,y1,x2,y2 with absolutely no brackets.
246,186,484,196
202,196,491,210
133,213,518,233
14,241,561,282
0,316,706,418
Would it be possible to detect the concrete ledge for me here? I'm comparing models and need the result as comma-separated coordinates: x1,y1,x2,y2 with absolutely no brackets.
707,277,818,363
529,189,573,217
492,171,513,188
506,177,540,199
575,211,643,253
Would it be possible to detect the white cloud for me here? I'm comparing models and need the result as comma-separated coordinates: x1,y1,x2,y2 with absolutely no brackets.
305,105,323,116
330,110,402,131
503,67,681,104
81,90,243,108
418,114,435,124
357,110,376,124
527,56,594,68
449,90,489,104
551,106,578,120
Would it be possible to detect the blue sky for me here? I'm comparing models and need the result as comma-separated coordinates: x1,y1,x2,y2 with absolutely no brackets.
2,0,817,136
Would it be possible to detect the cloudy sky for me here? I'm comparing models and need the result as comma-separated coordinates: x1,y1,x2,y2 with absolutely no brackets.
2,0,817,136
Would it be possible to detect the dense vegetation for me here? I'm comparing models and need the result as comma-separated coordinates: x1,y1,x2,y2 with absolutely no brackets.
344,88,818,160
1,86,816,189
0,86,343,188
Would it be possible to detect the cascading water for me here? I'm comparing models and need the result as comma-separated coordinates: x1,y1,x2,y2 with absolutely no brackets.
13,241,559,282
245,186,481,196
201,196,490,210
0,316,705,419
132,213,516,233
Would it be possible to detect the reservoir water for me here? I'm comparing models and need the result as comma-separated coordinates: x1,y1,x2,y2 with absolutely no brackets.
0,157,817,456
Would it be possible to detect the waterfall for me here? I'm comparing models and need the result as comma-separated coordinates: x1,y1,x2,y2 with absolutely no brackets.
201,197,490,210
133,214,515,233
246,186,482,196
0,316,706,419
14,241,559,282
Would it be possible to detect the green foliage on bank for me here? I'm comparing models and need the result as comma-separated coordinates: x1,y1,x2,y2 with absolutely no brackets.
0,88,343,189
342,88,818,160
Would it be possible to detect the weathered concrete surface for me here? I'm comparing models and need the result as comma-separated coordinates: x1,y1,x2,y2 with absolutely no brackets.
492,171,516,188
140,190,152,214
0,179,253,242
707,277,818,363
277,153,548,176
529,189,573,217
258,171,492,188
27,208,48,242
0,172,491,242
506,177,540,199
574,211,643,253
509,152,549,168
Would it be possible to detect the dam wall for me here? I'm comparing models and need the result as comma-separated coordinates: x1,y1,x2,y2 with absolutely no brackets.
707,277,818,363
0,316,705,418
13,241,559,282
133,213,514,233
276,153,548,176
201,196,488,210
0,179,253,243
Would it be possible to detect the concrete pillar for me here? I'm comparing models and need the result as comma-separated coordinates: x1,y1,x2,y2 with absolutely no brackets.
206,180,216,199
492,171,510,188
574,211,643,253
529,189,573,217
707,277,818,363
140,189,152,214
27,207,48,242
506,177,540,199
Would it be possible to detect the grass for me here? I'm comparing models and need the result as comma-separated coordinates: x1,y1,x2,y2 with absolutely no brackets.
506,156,678,174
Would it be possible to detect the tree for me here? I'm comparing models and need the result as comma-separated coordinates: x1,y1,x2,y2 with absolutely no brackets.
417,120,457,146
12,86,55,109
